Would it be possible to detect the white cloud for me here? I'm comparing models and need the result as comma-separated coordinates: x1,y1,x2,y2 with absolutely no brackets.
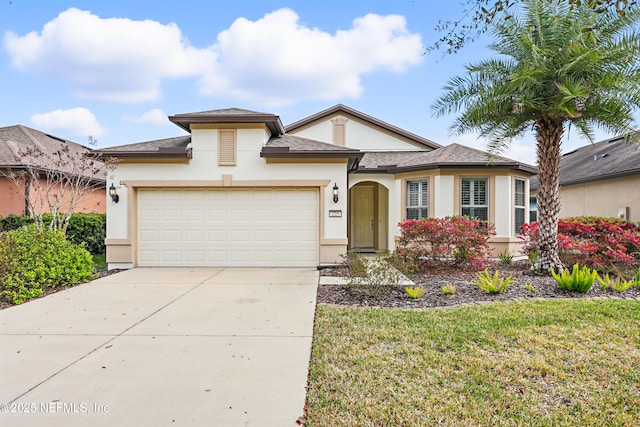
31,107,107,139
200,9,424,106
4,8,422,106
123,108,170,126
4,8,213,103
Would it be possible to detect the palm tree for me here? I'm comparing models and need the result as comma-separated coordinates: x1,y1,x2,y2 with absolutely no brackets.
432,0,640,273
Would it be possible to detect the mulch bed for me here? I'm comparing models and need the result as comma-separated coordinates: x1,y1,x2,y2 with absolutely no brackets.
317,261,640,309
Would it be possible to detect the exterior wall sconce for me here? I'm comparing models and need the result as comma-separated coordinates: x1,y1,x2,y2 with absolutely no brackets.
109,183,120,203
332,183,339,203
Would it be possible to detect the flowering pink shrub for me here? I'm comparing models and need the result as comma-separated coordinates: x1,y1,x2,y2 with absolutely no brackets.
519,217,640,272
395,217,495,271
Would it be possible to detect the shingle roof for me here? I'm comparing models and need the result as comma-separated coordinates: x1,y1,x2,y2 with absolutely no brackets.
261,134,363,171
172,108,272,117
93,135,192,160
358,143,537,173
530,136,640,190
0,125,106,181
95,135,191,153
169,108,285,135
285,104,442,150
265,134,358,152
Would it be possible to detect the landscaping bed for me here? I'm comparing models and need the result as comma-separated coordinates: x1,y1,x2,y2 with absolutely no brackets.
318,261,640,308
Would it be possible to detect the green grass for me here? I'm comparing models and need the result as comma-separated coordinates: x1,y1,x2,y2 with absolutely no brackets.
306,299,640,426
92,254,107,271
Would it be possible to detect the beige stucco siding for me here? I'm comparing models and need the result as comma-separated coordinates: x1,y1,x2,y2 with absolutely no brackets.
106,124,350,268
290,114,428,151
558,175,640,221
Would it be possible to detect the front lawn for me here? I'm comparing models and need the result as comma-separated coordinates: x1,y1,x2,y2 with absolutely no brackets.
306,299,640,426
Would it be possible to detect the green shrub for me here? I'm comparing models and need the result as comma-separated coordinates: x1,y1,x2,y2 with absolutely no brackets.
596,273,636,293
341,251,368,278
0,213,106,255
346,257,400,300
0,226,94,304
498,250,514,264
405,286,425,299
65,213,106,255
442,283,456,295
472,269,516,294
551,264,597,293
0,214,33,231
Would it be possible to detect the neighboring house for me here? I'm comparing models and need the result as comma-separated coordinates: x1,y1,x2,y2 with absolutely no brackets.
530,136,640,222
0,125,106,217
96,104,536,270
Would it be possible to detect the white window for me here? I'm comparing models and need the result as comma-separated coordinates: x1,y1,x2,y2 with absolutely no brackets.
406,179,428,219
218,129,236,166
514,178,526,234
461,177,488,221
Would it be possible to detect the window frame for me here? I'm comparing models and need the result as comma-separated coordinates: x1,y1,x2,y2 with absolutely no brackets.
460,177,489,222
514,178,526,234
406,179,429,220
529,195,538,223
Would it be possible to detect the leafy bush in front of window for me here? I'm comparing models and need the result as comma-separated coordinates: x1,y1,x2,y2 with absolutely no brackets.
520,217,640,276
0,226,94,304
395,216,496,271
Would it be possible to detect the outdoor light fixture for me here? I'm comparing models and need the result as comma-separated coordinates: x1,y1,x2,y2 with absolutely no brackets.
109,183,120,203
332,183,339,203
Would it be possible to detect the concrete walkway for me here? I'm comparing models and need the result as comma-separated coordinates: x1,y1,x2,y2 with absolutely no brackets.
0,268,318,426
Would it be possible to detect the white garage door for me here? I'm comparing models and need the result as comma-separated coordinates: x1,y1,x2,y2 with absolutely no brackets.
137,188,319,267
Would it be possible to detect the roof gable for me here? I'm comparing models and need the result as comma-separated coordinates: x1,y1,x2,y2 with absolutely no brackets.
285,104,441,150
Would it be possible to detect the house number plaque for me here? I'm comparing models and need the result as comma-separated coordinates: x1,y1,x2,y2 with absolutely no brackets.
329,210,342,217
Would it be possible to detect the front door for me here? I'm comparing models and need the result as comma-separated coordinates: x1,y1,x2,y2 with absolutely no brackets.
352,185,375,249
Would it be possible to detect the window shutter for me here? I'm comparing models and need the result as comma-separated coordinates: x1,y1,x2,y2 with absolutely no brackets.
461,180,471,205
219,130,236,166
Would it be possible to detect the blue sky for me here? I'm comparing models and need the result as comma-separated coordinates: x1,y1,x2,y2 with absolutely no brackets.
0,0,618,163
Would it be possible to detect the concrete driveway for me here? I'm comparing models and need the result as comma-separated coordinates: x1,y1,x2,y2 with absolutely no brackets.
0,268,318,426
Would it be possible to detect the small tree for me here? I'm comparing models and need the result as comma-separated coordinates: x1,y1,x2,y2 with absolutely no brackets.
2,142,106,233
432,0,640,273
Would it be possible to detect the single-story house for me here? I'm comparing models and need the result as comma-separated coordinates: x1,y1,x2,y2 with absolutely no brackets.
0,125,106,217
530,135,640,222
96,104,536,270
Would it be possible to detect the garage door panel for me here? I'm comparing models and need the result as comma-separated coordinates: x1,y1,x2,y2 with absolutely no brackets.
162,251,182,262
138,188,318,267
162,230,181,242
184,231,205,242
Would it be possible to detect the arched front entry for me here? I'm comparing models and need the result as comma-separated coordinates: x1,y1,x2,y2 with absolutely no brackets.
349,181,389,252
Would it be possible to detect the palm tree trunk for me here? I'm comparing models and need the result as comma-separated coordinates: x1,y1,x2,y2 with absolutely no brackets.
532,116,565,273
